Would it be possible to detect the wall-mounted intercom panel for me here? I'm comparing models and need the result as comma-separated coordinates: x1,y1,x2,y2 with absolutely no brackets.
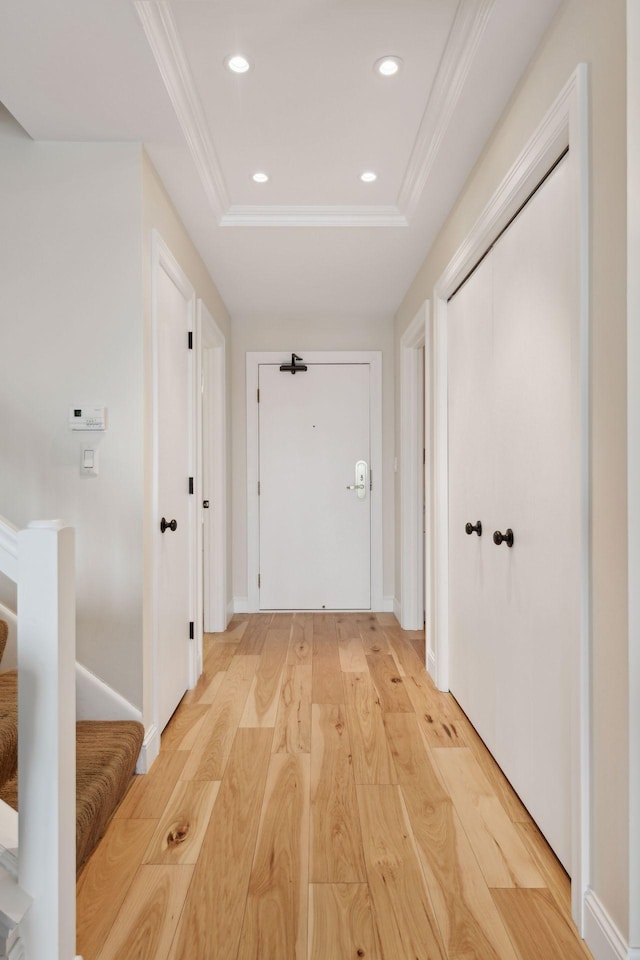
68,406,107,431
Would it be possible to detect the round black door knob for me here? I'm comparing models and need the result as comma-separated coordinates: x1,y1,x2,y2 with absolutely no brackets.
465,521,482,536
160,517,178,533
493,528,514,548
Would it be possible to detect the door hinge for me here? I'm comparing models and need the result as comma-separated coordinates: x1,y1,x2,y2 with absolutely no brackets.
423,448,426,465
369,468,373,491
258,574,261,588
188,476,194,495
188,331,193,350
257,388,260,403
258,480,261,496
189,621,194,640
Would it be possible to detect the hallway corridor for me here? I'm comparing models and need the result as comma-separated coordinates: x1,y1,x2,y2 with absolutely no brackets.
76,613,591,960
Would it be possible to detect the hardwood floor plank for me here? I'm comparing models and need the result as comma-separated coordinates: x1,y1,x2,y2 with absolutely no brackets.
383,712,450,805
515,821,572,919
374,612,398,627
385,626,428,677
273,664,312,754
456,719,532,823
240,629,289,727
181,641,236,706
312,624,344,705
96,864,194,960
181,655,260,780
237,754,310,960
343,672,397,785
385,714,519,960
270,612,294,630
492,888,591,960
405,671,465,724
433,748,544,888
115,750,188,820
356,783,446,960
195,669,226,706
143,780,220,865
310,704,366,882
337,634,369,673
357,619,392,655
169,728,273,960
161,704,209,751
308,884,379,960
235,613,273,655
335,613,363,640
288,613,313,665
211,617,249,643
366,653,413,713
77,819,158,960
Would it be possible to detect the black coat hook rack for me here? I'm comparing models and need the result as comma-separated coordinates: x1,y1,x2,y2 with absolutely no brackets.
280,353,308,374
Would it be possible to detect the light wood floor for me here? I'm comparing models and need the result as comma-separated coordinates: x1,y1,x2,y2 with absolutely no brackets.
77,613,593,960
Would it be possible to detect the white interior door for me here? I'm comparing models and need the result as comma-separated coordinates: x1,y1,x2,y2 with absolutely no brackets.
448,156,578,872
156,262,192,732
258,362,370,609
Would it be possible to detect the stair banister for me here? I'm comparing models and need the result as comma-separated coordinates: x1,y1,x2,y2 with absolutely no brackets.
0,516,18,583
0,516,80,960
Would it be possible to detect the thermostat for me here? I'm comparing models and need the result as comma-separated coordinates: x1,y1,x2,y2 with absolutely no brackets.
68,406,107,431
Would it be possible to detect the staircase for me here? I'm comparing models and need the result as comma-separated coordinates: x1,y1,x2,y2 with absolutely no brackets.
0,515,144,960
0,621,143,871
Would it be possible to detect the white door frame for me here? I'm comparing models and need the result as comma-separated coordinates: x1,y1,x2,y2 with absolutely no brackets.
198,300,228,635
627,2,640,949
246,351,383,612
399,302,430,634
429,66,590,929
151,230,198,738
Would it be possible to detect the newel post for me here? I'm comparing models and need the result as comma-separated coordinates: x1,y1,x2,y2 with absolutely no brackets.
16,520,77,960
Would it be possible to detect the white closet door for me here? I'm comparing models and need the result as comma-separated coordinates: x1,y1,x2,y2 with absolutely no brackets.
448,156,578,872
448,256,496,740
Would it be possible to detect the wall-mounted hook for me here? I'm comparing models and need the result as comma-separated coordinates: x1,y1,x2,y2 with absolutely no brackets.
465,521,482,536
279,353,308,374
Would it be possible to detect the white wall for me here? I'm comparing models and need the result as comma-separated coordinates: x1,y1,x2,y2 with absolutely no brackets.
231,314,395,608
395,0,629,942
0,105,145,707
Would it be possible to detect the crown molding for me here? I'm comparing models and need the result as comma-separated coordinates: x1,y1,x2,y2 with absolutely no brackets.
135,0,230,219
220,205,408,227
397,0,495,219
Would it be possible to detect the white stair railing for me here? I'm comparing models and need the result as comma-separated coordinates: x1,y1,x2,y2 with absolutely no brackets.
0,515,78,960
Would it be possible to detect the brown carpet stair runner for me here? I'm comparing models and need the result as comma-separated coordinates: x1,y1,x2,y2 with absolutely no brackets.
0,619,144,873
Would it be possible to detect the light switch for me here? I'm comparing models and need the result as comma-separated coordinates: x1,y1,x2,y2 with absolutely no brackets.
81,447,99,477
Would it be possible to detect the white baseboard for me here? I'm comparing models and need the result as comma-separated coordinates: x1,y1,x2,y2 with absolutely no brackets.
383,596,395,613
136,723,160,774
233,596,249,614
393,597,402,622
427,649,437,682
76,663,142,723
583,889,630,960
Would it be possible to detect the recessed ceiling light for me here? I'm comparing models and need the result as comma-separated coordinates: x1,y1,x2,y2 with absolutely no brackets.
225,54,251,74
252,172,269,183
374,56,402,77
360,171,377,183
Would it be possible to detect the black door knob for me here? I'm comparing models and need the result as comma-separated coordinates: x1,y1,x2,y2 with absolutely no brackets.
160,517,178,533
465,521,482,537
493,528,514,548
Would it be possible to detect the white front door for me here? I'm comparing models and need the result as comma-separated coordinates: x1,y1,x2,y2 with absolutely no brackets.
258,362,371,610
448,156,578,871
156,257,193,732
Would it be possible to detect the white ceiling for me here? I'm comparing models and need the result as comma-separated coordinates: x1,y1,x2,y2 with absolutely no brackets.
0,0,563,322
